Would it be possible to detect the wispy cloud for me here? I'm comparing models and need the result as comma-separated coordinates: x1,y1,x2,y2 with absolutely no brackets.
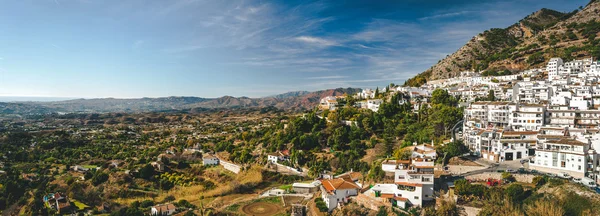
294,36,337,47
306,75,347,80
418,11,473,21
132,40,145,49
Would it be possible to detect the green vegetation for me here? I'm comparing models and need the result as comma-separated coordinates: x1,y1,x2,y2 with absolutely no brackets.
527,51,545,64
315,198,328,212
404,71,430,87
71,200,90,211
455,176,600,216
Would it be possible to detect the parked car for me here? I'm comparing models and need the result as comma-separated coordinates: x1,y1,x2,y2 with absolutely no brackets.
507,169,516,173
573,178,582,184
520,159,529,164
581,177,597,188
558,172,571,179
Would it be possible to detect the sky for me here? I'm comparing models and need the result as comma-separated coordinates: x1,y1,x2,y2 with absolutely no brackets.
0,0,589,99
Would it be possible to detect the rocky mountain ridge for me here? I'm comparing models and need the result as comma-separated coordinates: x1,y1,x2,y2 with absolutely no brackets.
405,0,600,86
0,88,361,114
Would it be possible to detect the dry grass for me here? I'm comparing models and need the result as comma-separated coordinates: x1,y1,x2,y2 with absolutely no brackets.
115,165,264,207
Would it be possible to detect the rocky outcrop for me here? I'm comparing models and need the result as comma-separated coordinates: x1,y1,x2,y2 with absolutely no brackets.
406,1,600,85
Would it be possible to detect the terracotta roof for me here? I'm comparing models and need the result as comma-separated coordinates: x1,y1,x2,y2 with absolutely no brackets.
153,203,176,212
502,131,538,135
380,193,394,198
538,134,568,139
550,139,586,146
57,202,70,209
394,197,409,201
500,140,537,143
540,127,566,131
320,178,360,193
337,172,363,181
413,165,435,169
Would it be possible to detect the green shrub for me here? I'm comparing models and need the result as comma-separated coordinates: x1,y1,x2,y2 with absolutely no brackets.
505,184,526,203
532,176,547,187
315,198,328,212
502,172,516,182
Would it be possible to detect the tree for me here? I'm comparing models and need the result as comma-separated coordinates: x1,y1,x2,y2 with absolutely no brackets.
504,184,525,203
431,89,457,106
367,161,385,181
527,51,545,64
139,164,155,180
487,90,496,101
392,148,412,160
91,172,109,186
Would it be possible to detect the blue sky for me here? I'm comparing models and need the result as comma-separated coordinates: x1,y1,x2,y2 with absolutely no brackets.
0,0,588,98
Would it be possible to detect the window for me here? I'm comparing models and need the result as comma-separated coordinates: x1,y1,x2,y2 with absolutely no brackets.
578,165,581,170
414,196,419,200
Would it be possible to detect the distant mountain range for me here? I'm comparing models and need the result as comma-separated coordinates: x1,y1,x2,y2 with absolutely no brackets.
0,88,360,114
405,0,600,86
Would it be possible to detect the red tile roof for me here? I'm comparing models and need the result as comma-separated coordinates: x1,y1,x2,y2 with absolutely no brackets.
320,178,360,193
394,197,408,201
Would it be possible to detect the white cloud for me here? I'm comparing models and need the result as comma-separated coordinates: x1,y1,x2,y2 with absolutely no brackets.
294,36,337,47
418,11,473,21
306,75,347,80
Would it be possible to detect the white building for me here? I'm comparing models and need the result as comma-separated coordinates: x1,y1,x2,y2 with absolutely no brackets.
547,58,564,81
319,178,361,211
367,99,383,112
151,203,176,216
370,144,436,208
202,154,219,166
319,96,339,111
530,138,597,178
509,104,545,131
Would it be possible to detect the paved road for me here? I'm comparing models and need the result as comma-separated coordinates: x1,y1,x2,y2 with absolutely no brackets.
454,158,529,177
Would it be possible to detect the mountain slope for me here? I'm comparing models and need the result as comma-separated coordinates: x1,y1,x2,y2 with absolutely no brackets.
405,0,600,86
0,88,361,114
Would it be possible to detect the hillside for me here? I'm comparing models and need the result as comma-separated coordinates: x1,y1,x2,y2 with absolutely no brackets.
0,88,360,114
405,0,600,86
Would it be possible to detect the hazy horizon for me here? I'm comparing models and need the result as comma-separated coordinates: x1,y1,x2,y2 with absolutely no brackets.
0,0,588,98
0,88,322,102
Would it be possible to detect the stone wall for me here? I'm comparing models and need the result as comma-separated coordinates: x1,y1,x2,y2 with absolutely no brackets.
219,159,241,174
465,173,535,183
355,193,388,211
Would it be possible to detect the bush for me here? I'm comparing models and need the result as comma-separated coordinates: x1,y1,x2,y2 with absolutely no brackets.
177,199,195,209
454,179,486,197
548,178,565,186
562,192,592,216
315,198,328,212
140,200,154,208
532,176,547,187
502,172,515,182
505,184,526,203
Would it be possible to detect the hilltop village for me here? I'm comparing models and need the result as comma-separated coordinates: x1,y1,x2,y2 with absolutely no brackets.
3,57,600,216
